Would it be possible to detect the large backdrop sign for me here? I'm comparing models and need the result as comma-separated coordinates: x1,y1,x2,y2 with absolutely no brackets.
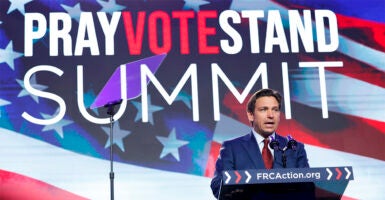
0,0,384,199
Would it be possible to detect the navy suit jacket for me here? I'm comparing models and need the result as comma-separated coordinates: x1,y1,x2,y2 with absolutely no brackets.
210,132,310,199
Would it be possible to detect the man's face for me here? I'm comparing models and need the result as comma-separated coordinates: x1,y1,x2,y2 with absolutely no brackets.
247,96,280,138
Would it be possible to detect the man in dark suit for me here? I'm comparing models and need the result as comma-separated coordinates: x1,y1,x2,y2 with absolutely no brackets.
210,88,311,199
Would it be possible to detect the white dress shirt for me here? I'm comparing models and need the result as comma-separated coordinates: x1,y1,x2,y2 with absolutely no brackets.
251,128,275,157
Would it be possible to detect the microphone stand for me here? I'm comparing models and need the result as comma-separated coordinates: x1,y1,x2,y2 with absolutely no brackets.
281,149,287,168
104,99,122,200
269,135,297,168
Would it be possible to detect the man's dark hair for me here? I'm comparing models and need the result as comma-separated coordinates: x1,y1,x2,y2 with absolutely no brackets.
246,88,282,113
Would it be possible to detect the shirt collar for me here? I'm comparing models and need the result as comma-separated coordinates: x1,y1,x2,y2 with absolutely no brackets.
251,128,276,144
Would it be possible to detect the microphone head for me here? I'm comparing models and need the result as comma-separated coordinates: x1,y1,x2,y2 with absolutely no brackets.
286,135,297,151
269,136,280,150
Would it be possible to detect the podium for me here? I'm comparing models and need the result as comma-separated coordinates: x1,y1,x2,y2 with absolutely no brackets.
219,166,354,200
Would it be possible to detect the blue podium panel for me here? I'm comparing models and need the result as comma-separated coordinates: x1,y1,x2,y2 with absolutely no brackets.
219,167,353,200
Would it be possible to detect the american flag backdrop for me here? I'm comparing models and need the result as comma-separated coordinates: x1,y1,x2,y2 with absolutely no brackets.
0,0,384,199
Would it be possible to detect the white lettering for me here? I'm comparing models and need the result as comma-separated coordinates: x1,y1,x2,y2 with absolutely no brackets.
50,13,73,56
219,10,242,54
97,12,121,55
212,62,268,121
288,10,314,52
241,10,264,53
299,61,343,118
265,10,289,53
281,62,292,119
141,64,199,122
315,10,339,52
24,13,47,57
75,12,99,56
21,65,66,125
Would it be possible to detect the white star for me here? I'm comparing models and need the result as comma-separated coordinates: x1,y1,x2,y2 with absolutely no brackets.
156,128,189,161
41,110,73,138
16,75,48,103
183,0,210,12
97,0,126,14
0,41,23,70
61,3,83,22
0,99,11,107
102,122,131,152
7,0,33,14
131,95,163,125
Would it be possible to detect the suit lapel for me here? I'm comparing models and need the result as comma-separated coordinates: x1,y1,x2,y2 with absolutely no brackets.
241,133,265,168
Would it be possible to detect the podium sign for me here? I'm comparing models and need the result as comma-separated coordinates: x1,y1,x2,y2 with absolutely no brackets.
219,166,354,200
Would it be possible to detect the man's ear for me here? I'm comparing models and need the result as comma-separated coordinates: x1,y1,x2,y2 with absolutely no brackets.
246,111,254,122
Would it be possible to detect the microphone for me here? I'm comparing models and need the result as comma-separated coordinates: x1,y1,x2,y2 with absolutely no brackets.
104,99,123,107
104,99,123,116
286,135,297,151
269,135,280,151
